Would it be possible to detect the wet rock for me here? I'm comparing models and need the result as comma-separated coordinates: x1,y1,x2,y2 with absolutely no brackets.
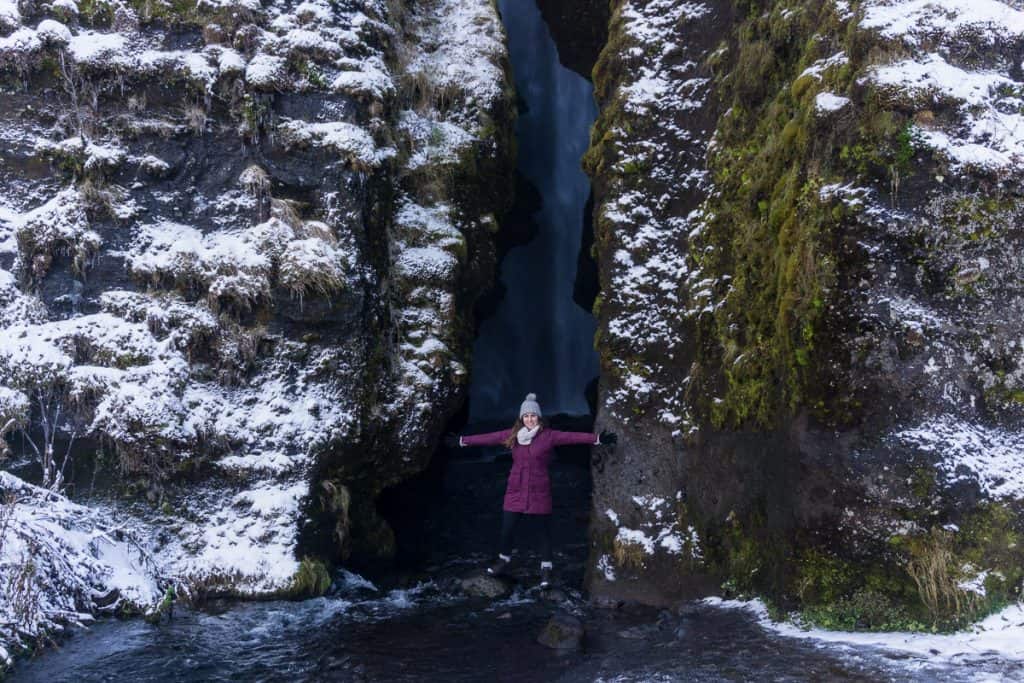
585,0,1024,623
590,595,624,610
0,0,518,654
535,0,609,79
676,603,701,618
459,572,511,599
537,612,584,651
93,588,120,609
616,625,655,640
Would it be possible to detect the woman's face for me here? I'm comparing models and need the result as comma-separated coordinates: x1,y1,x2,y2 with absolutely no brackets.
522,413,539,429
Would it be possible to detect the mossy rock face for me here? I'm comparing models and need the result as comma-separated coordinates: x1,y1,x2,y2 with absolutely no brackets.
287,558,333,598
691,0,874,431
585,0,1024,626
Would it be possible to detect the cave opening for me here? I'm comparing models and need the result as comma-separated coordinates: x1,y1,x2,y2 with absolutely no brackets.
376,0,607,575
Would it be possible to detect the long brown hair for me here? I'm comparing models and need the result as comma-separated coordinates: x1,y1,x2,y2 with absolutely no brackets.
503,416,543,448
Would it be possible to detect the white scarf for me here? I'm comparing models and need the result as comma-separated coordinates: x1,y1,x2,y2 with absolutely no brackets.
517,425,541,445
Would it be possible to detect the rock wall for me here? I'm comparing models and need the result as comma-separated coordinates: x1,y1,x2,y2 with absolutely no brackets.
0,0,513,654
535,0,608,80
587,0,1024,629
585,0,731,606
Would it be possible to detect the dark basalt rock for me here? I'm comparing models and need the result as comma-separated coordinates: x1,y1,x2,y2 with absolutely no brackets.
0,0,516,619
582,0,1024,630
460,572,513,599
537,612,584,650
535,0,610,79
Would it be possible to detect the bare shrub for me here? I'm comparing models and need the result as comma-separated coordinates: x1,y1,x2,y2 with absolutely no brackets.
0,493,16,558
20,387,78,492
612,537,646,570
270,197,303,230
3,547,44,646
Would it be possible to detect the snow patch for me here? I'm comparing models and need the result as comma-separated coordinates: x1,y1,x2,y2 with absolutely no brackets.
815,92,850,112
706,597,1024,664
894,416,1024,498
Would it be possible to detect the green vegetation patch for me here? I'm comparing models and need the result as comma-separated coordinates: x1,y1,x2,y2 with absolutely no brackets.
793,502,1024,633
690,0,926,429
287,557,332,598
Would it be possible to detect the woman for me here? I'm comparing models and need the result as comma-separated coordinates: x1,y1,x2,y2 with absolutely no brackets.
447,393,617,588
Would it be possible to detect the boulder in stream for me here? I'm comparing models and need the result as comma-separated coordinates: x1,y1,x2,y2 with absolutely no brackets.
459,572,512,599
537,613,584,650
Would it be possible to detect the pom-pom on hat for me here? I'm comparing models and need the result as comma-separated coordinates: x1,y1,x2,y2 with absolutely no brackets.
519,393,542,418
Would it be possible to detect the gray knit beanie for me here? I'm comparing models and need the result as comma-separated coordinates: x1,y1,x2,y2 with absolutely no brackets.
519,393,542,418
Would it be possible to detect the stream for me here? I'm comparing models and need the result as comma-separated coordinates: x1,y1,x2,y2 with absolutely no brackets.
11,455,1023,682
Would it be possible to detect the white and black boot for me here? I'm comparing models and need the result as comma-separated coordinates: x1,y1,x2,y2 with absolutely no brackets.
487,553,511,576
539,561,553,589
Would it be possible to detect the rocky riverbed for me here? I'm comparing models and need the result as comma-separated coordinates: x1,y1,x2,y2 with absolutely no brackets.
10,456,1024,682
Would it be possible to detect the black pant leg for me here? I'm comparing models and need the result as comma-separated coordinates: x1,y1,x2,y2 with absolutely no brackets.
499,511,520,556
538,514,553,563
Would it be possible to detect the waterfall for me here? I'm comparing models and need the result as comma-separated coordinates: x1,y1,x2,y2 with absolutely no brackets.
468,0,599,421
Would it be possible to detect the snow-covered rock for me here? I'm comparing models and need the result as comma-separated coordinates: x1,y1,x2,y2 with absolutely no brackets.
0,0,514,663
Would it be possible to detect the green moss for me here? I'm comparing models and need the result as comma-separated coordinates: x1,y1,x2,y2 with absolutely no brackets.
700,505,943,632
78,0,116,27
292,55,327,89
288,557,332,597
619,158,649,175
884,504,1024,630
240,94,270,140
705,509,780,598
793,549,856,605
957,504,1024,607
987,381,1024,407
939,195,1015,243
910,467,936,500
688,0,918,430
124,0,246,27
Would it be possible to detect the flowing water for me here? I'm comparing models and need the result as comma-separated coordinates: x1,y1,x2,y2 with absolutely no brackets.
11,455,1023,682
15,583,1017,683
467,0,599,421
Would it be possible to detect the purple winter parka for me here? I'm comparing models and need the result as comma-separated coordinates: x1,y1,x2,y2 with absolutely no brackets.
461,428,597,514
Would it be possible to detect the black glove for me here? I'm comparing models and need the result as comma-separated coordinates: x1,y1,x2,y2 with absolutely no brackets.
442,433,462,449
598,430,617,446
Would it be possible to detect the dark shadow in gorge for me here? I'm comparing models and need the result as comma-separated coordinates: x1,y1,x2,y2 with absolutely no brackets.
535,0,610,80
471,170,543,325
376,0,606,580
376,412,594,575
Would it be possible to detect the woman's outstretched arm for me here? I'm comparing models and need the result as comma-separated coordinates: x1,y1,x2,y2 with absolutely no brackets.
548,429,600,447
459,429,515,447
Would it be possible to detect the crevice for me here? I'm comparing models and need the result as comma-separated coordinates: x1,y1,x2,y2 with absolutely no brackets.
535,0,611,79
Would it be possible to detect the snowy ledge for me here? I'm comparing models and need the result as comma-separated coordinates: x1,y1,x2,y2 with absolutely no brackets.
705,598,1024,664
859,0,1024,172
